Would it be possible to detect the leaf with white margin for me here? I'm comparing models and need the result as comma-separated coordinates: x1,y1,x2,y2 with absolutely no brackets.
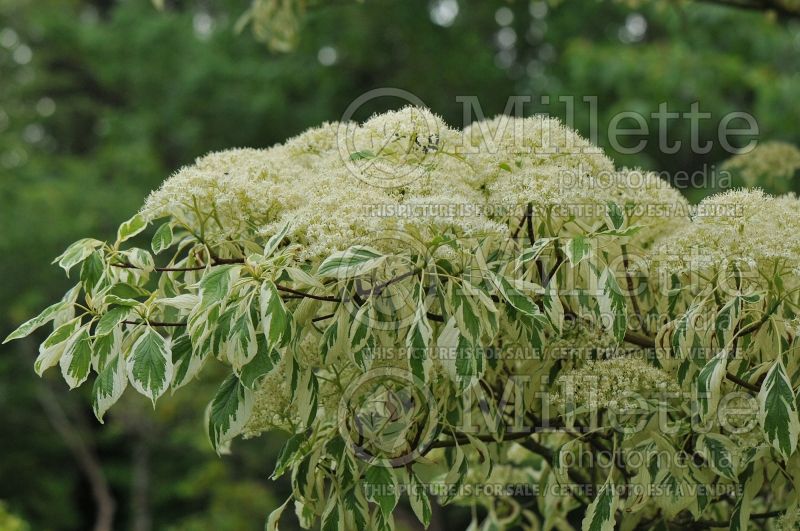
407,302,433,383
156,294,199,312
54,238,102,274
317,246,385,278
697,433,737,481
565,235,591,267
127,328,173,405
95,306,132,337
171,334,207,391
758,358,800,461
581,472,618,531
207,374,253,453
260,281,288,350
597,267,627,343
59,327,92,388
3,300,68,343
34,318,81,376
263,221,291,258
265,498,291,531
516,237,554,268
117,213,147,244
92,353,128,422
150,222,174,254
695,349,728,422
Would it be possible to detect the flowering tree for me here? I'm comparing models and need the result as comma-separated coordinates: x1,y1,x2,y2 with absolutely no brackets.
6,107,800,530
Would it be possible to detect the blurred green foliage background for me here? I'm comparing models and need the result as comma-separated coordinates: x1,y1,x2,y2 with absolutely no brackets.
0,0,798,529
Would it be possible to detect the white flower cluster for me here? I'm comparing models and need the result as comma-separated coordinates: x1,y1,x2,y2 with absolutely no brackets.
550,356,678,412
654,189,800,276
723,141,800,192
143,107,690,262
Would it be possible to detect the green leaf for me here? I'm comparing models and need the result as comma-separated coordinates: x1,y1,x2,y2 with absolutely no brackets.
295,370,319,427
440,445,468,505
117,213,148,243
198,265,237,307
406,303,432,383
240,337,281,389
365,465,398,516
171,334,206,391
695,350,728,422
320,497,340,531
515,238,553,270
3,300,68,343
127,328,173,405
95,306,132,336
597,267,627,343
601,226,642,237
260,281,288,349
758,359,800,461
272,432,306,479
208,374,253,452
455,334,481,389
606,201,625,230
92,353,127,422
697,433,737,481
80,251,104,292
451,283,483,344
565,235,591,267
59,328,92,388
542,287,564,333
317,246,385,278
107,282,149,299
151,222,174,254
263,221,291,258
342,486,369,530
264,498,291,531
349,303,373,369
349,149,375,160
320,313,346,364
103,294,139,307
227,307,258,371
407,471,432,527
715,296,742,348
34,319,80,376
581,473,618,531
92,328,120,372
489,272,540,318
730,459,765,531
55,238,102,274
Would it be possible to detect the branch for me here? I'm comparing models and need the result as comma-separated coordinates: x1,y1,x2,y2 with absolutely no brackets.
693,0,800,20
111,257,243,272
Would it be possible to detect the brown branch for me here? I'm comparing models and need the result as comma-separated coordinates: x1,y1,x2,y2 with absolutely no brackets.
693,0,800,20
623,324,761,392
274,285,340,302
311,312,335,323
111,257,243,272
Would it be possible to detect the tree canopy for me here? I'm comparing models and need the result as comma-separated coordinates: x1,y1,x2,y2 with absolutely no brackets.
8,107,800,530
